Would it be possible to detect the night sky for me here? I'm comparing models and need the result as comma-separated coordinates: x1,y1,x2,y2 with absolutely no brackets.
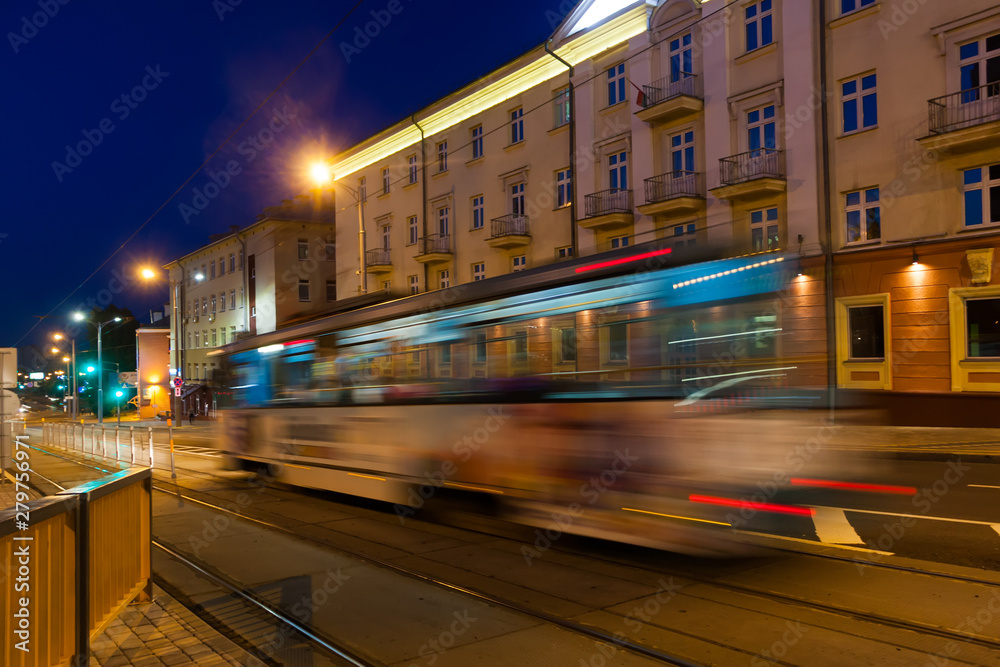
1,0,566,354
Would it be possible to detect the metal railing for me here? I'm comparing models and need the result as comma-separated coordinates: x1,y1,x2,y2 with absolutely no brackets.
642,73,699,108
417,234,451,255
489,214,530,238
719,149,785,186
43,422,165,469
365,248,391,266
0,434,151,666
644,171,704,203
928,83,1000,134
585,188,633,217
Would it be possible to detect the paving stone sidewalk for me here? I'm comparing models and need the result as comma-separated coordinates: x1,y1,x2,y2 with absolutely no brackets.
89,585,260,667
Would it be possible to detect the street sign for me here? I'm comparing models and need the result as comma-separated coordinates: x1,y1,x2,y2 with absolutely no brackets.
173,377,183,388
175,388,182,396
0,389,21,417
0,348,15,389
119,371,139,386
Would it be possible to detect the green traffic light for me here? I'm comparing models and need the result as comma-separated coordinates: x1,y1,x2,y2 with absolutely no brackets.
115,391,123,398
86,366,95,373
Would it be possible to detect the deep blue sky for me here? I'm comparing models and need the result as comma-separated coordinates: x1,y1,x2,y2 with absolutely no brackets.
1,0,569,351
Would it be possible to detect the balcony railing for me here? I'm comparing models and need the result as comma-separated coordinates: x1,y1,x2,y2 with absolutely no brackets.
490,214,530,238
585,188,633,217
642,73,699,107
719,149,785,186
365,248,391,266
644,171,704,203
928,83,1000,134
417,234,451,255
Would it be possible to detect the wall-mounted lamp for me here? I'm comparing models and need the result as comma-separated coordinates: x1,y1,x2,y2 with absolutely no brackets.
912,248,919,265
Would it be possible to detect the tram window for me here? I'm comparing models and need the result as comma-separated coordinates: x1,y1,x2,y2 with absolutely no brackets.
475,333,487,363
560,328,577,363
609,323,628,362
514,331,528,362
748,313,778,358
440,344,452,365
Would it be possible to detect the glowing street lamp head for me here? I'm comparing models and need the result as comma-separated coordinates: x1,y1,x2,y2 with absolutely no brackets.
72,312,85,322
50,347,60,354
194,272,205,282
113,317,122,322
141,268,156,280
62,357,70,362
53,333,64,340
310,162,331,186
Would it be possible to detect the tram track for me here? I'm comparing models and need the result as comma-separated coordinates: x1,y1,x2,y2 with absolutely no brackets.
25,439,1000,665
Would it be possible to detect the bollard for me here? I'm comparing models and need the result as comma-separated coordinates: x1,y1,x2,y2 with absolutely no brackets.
101,426,107,459
115,427,120,462
148,427,155,469
130,427,136,465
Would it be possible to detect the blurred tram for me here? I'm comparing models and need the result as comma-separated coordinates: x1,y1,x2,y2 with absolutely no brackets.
217,244,836,554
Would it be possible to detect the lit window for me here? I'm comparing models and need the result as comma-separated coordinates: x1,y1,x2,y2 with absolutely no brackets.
745,0,773,53
842,73,877,133
201,298,207,315
751,207,780,251
210,295,216,314
297,239,309,261
219,292,226,312
553,87,570,127
231,289,236,309
845,189,880,243
963,165,1000,227
437,142,448,172
471,125,483,159
556,169,572,207
472,195,484,229
607,63,625,105
510,108,524,144
298,280,309,302
512,255,526,272
473,262,485,281
211,330,217,347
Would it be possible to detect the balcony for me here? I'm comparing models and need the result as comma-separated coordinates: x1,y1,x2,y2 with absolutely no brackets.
712,149,786,200
635,74,703,124
579,188,633,231
637,171,705,217
487,214,531,249
365,248,392,274
414,234,451,263
921,83,1000,153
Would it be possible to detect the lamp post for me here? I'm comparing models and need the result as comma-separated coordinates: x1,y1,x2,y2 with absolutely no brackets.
53,334,77,419
73,313,122,424
115,390,123,427
311,163,366,295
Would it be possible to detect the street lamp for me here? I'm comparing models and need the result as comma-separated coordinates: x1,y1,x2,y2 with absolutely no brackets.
140,267,189,427
311,162,367,295
52,333,77,419
73,312,123,424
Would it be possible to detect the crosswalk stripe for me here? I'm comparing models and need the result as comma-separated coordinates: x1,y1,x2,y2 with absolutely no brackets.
812,507,864,545
812,505,1000,527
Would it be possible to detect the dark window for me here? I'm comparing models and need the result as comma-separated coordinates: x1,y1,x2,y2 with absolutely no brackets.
560,328,577,363
848,305,885,359
440,343,452,365
475,333,487,363
967,298,1000,357
609,322,628,362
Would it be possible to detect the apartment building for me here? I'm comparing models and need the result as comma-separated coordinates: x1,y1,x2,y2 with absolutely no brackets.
318,0,1000,403
165,196,336,406
825,1,1000,397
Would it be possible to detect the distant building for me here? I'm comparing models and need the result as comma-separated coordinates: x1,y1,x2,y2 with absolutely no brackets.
165,195,336,413
135,326,169,419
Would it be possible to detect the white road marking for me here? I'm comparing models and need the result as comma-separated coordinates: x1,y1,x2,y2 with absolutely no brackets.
812,505,1000,527
992,525,1000,537
736,530,893,556
812,507,864,545
969,484,1000,489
